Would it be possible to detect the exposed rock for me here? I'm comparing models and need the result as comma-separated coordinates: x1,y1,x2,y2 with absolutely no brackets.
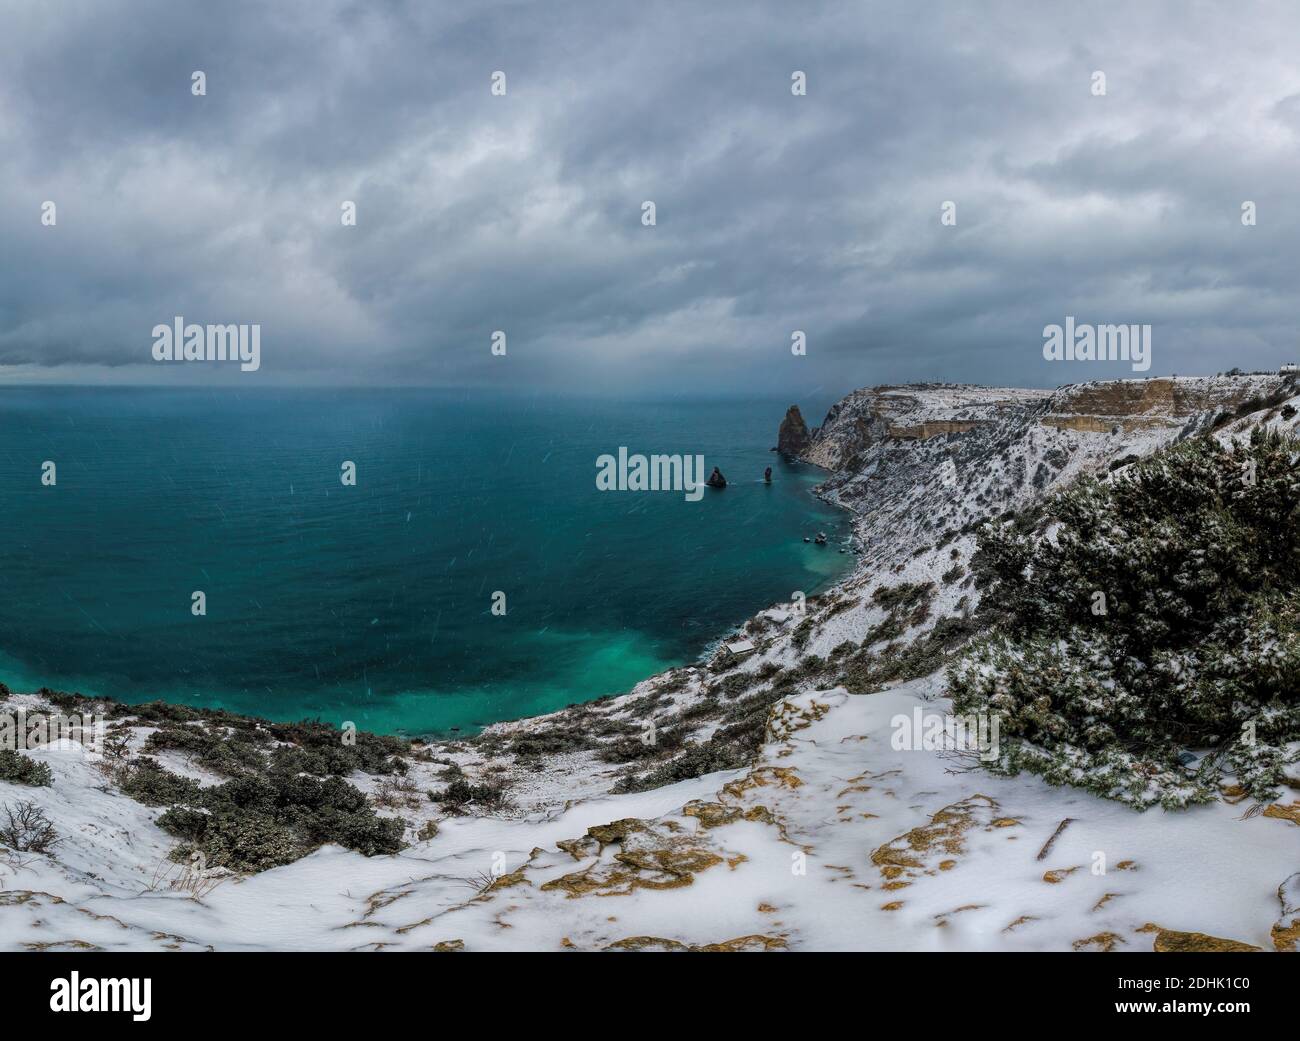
1042,866,1081,884
683,800,742,828
705,466,727,488
605,933,786,952
1072,932,1124,952
586,818,648,847
540,816,735,898
870,794,1002,888
776,405,812,457
1271,872,1300,952
1149,928,1261,952
1262,801,1300,826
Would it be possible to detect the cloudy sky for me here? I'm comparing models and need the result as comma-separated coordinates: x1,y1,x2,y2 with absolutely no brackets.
2,0,1299,395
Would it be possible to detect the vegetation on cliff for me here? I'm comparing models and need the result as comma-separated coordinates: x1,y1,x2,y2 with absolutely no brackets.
951,428,1300,809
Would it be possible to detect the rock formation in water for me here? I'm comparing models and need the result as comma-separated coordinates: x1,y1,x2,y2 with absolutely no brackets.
776,405,812,458
706,466,727,488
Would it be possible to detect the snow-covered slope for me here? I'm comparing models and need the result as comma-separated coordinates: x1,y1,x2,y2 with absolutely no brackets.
2,373,1298,951
2,678,1295,951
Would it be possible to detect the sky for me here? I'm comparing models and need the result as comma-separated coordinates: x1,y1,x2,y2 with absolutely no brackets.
2,0,1300,396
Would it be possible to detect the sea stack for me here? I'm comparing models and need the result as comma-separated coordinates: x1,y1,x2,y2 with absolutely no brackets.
706,466,727,488
764,466,772,484
777,405,812,458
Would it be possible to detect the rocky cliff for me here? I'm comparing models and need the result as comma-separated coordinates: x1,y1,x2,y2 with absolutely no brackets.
775,405,812,457
791,374,1296,577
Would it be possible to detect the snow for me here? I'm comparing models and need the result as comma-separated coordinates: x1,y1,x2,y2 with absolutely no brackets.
2,678,1293,950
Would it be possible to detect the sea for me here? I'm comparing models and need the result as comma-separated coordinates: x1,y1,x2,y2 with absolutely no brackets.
0,387,853,736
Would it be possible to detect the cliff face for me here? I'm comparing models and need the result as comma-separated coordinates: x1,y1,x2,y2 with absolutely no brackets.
788,374,1297,575
776,405,812,457
1051,376,1273,418
799,375,1292,472
799,384,1046,471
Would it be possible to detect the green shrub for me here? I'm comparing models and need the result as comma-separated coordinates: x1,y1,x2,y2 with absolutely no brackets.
172,811,311,874
598,724,686,763
118,758,203,806
154,766,405,872
950,430,1300,809
871,581,934,613
144,724,266,777
430,778,510,812
0,749,53,787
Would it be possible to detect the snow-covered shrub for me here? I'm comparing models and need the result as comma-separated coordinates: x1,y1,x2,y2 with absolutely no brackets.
118,758,203,806
155,768,406,872
951,428,1300,809
0,749,53,787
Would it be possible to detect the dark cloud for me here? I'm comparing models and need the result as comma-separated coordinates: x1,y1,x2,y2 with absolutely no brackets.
2,0,1299,392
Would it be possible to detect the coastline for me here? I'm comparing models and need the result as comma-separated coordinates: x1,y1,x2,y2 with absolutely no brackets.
3,375,1299,951
0,392,852,738
0,440,856,747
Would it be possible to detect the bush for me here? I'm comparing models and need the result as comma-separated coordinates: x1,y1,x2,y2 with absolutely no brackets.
144,724,267,777
172,810,311,874
118,758,203,806
598,724,686,763
950,430,1300,809
430,779,510,813
266,720,407,776
872,581,934,613
611,738,754,794
0,800,59,853
154,767,405,872
507,728,593,758
0,749,53,787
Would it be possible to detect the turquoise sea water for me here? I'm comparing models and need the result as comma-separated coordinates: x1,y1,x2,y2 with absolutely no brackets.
0,388,852,736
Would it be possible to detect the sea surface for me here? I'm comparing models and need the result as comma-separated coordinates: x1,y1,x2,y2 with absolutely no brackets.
0,387,853,735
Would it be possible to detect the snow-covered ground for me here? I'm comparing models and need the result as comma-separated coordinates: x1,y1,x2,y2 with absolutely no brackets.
2,677,1295,950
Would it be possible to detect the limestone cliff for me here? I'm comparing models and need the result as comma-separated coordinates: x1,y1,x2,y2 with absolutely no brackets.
784,373,1298,578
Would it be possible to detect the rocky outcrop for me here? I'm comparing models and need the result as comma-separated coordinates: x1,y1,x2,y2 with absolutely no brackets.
1039,375,1293,433
780,374,1300,592
776,405,812,457
800,384,1046,470
1272,872,1300,952
705,467,727,488
1148,928,1261,953
800,376,1294,478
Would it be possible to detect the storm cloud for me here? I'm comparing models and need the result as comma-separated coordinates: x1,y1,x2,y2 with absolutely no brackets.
2,0,1299,392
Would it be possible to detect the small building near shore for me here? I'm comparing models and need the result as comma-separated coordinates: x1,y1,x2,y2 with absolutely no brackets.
719,637,756,663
